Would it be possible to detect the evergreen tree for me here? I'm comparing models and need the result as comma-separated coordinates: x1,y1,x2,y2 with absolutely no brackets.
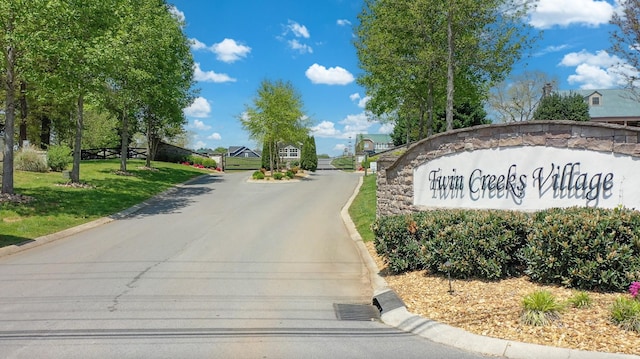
533,93,590,121
300,135,318,172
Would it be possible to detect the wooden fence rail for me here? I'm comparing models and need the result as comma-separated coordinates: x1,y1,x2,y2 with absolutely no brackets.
81,147,148,160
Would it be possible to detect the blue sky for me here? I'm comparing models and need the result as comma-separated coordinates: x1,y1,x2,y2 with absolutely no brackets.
169,0,627,156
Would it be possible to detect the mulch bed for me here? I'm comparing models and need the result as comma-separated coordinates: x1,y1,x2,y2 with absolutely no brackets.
365,242,640,355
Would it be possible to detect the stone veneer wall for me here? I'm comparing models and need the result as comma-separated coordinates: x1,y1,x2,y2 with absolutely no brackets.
376,120,640,217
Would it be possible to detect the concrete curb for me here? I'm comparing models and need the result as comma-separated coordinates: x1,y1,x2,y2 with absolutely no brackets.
0,174,211,259
340,175,639,359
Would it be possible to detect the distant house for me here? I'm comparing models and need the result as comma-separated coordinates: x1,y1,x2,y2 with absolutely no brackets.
227,146,261,158
561,89,640,127
278,144,301,161
355,134,394,155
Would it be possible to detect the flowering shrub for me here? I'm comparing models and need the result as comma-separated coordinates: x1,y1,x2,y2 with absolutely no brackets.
631,282,640,299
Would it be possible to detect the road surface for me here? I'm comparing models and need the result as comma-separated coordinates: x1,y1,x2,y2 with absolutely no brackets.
0,171,487,358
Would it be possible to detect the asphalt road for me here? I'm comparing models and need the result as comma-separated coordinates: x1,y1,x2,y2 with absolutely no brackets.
0,171,487,359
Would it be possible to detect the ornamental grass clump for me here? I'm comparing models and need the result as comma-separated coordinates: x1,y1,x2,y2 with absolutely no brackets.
567,291,592,309
520,290,563,326
15,146,48,173
611,281,640,332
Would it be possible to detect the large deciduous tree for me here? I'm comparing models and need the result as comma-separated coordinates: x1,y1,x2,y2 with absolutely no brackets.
0,0,46,194
240,79,309,173
610,0,640,97
355,0,537,137
105,0,194,172
488,71,558,122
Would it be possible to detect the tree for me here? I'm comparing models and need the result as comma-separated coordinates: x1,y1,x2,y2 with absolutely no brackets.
355,0,537,137
32,0,121,183
610,0,640,97
390,100,490,145
0,1,46,194
104,0,194,171
488,71,558,122
300,135,318,172
240,79,309,173
532,92,590,121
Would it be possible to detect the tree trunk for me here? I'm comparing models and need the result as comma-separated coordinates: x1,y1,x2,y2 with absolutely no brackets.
18,81,27,147
446,6,455,132
418,104,425,140
427,81,434,137
71,94,83,183
40,114,51,149
145,115,154,168
2,35,16,194
120,107,128,172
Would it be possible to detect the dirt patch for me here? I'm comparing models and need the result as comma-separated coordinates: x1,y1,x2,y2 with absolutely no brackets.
364,241,640,356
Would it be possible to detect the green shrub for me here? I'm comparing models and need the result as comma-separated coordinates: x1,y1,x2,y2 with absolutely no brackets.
372,209,529,278
372,214,427,273
522,207,640,292
202,158,217,168
273,172,284,180
15,146,48,172
520,290,563,326
252,171,265,180
610,296,640,332
568,291,592,309
421,210,529,279
47,145,73,171
285,170,295,179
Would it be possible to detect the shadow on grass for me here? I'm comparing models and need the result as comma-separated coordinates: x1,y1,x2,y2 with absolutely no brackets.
0,235,36,248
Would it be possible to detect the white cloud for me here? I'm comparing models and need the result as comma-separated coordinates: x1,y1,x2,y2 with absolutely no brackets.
305,63,354,85
287,20,310,38
311,121,340,137
193,63,236,83
379,122,395,134
288,39,313,54
190,38,208,51
168,6,185,24
193,141,207,150
184,97,211,118
337,19,351,26
534,44,571,57
529,0,615,29
559,50,637,89
191,119,211,130
333,143,347,152
349,93,371,108
560,49,620,67
340,112,373,138
207,132,222,140
212,38,251,63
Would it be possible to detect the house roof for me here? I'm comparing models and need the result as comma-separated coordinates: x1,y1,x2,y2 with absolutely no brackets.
228,146,261,157
560,89,640,118
356,134,393,143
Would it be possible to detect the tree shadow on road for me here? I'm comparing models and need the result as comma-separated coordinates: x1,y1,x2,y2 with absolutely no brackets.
117,175,223,219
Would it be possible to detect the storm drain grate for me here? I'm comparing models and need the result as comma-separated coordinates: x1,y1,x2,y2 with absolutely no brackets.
333,303,381,321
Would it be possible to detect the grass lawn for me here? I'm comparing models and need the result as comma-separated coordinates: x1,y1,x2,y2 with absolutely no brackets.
348,174,376,242
0,159,211,247
331,156,356,170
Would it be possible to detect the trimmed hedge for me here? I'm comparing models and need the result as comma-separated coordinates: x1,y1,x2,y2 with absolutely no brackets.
372,209,528,279
524,207,640,292
372,207,640,292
